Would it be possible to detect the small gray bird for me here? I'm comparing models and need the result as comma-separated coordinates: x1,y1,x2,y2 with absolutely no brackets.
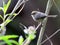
31,11,57,22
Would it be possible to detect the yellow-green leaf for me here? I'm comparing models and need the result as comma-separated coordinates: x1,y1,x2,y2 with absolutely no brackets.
0,7,3,11
9,40,19,45
0,35,18,40
2,19,12,26
28,34,36,40
0,15,3,20
13,13,17,16
0,35,18,45
3,0,11,14
19,36,24,45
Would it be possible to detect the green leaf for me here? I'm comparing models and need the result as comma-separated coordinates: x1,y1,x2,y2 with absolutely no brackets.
13,13,17,16
19,36,24,45
1,18,12,28
4,40,18,45
4,19,12,26
3,0,11,14
0,7,3,11
9,40,19,45
28,34,36,40
4,40,12,45
4,13,17,19
0,15,3,20
4,13,16,20
4,14,9,19
0,35,18,40
0,35,18,45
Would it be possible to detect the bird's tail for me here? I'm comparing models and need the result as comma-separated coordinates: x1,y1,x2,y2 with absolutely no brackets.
47,15,57,17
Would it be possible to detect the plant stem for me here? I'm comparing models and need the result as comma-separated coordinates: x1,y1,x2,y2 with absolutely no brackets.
0,0,24,35
7,0,24,19
11,3,25,20
1,0,27,27
37,0,53,45
22,38,31,45
7,0,28,20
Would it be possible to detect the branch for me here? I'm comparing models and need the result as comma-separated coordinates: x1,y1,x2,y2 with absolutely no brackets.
37,0,53,45
1,0,28,27
41,29,60,44
7,0,26,20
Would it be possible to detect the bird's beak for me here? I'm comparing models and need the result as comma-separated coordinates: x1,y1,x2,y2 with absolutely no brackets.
31,11,37,14
31,11,34,14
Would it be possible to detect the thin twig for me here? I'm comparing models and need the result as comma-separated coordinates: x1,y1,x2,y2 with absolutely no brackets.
11,3,25,20
42,34,53,45
2,0,28,27
37,0,53,45
35,22,41,30
19,23,27,29
7,0,26,19
41,29,60,44
17,3,25,15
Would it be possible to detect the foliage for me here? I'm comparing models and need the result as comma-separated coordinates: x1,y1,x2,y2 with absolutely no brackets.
0,0,36,45
0,0,59,45
0,35,18,45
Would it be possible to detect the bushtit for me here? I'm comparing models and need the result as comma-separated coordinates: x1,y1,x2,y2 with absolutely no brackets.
31,11,57,22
